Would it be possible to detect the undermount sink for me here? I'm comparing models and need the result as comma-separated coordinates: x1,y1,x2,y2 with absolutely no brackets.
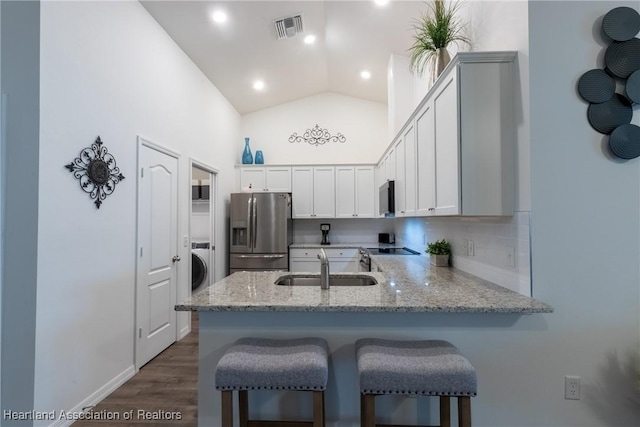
275,274,377,287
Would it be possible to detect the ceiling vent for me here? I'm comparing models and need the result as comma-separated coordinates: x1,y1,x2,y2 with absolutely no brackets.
273,14,304,39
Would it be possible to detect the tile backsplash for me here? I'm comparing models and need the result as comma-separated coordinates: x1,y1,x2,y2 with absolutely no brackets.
394,212,532,296
291,213,532,296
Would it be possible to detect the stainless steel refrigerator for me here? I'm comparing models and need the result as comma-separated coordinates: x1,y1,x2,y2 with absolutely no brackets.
229,192,293,273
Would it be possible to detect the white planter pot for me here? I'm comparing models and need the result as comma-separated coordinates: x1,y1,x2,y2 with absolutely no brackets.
430,254,450,267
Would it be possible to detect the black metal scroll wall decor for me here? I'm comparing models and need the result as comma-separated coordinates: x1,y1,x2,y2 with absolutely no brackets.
288,124,346,146
579,6,640,159
65,136,125,209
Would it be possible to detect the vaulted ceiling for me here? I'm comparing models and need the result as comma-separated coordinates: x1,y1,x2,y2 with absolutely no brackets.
141,1,425,114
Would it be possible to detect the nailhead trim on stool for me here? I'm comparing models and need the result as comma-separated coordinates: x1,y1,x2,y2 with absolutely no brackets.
356,338,477,427
215,337,329,427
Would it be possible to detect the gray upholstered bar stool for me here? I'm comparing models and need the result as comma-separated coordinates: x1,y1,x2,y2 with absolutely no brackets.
356,339,477,427
215,337,329,427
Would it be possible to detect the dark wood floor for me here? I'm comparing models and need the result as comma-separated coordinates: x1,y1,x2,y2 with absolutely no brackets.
74,313,198,426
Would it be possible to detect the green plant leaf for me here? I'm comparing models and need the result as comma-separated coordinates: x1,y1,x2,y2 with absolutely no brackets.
408,0,470,76
426,239,451,255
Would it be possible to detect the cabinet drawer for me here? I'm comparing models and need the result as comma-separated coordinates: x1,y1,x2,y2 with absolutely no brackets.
290,248,358,259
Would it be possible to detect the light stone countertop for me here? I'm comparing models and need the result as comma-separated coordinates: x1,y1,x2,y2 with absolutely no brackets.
176,251,553,314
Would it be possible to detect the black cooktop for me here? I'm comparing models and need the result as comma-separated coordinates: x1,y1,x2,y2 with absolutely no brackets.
366,247,421,255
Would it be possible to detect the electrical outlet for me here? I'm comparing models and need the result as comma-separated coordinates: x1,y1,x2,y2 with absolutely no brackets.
468,240,475,257
183,235,189,248
505,246,516,268
565,376,580,400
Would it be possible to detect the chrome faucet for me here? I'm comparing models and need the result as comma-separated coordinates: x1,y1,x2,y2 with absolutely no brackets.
318,248,330,289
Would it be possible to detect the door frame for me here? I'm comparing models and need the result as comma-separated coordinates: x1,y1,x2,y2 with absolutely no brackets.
189,158,219,289
134,136,181,370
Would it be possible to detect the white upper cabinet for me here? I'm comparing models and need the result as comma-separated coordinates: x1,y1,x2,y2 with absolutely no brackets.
393,137,405,215
432,71,460,215
335,167,355,218
400,51,517,217
292,166,335,218
403,123,417,216
394,123,417,217
355,166,375,218
416,101,436,216
239,166,291,192
313,167,336,218
336,166,375,218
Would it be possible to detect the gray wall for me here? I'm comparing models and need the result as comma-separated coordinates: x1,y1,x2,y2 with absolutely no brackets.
529,1,640,425
0,1,40,425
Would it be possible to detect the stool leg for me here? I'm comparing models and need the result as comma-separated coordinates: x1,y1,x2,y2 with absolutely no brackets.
221,391,233,427
239,390,248,427
361,394,375,427
440,396,451,427
458,396,471,427
313,391,325,427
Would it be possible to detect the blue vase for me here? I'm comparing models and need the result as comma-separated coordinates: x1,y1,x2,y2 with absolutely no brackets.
242,137,253,164
255,150,264,164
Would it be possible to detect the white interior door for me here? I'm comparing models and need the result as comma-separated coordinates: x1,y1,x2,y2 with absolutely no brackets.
136,141,179,369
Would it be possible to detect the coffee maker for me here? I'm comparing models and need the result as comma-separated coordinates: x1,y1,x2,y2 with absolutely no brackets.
320,223,331,245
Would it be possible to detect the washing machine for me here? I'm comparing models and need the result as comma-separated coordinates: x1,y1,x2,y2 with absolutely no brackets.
191,242,210,291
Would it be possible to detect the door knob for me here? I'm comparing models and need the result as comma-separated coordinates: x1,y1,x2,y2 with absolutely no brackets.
172,255,181,263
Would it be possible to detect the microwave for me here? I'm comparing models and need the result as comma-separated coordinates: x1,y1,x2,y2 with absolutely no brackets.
379,180,395,216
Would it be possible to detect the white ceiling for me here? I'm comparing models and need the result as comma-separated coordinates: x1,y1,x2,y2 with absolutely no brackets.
141,0,424,114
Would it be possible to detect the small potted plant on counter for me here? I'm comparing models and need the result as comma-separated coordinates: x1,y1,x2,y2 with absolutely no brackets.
426,239,451,267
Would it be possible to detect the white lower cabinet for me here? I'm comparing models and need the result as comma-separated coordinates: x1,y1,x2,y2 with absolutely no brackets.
289,248,359,273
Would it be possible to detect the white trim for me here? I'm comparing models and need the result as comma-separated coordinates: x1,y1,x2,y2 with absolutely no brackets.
178,325,190,340
137,135,180,159
47,365,136,427
188,158,219,333
189,159,218,270
192,157,220,175
0,92,6,411
134,136,181,369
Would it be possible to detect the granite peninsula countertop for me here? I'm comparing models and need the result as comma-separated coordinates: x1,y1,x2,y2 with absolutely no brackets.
176,250,553,314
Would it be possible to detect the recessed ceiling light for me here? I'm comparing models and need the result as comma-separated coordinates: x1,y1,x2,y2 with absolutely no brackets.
374,0,390,6
253,80,265,91
212,11,227,23
304,34,316,44
360,70,372,80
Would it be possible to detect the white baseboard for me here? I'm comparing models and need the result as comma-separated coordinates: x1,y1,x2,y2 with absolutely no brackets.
47,365,136,427
178,324,191,340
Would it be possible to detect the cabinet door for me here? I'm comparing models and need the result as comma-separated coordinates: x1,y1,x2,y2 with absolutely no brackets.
313,167,335,218
240,168,265,192
355,166,375,218
289,259,320,272
265,167,291,192
416,102,435,216
329,260,358,273
385,148,396,182
403,123,417,216
433,72,460,215
291,167,314,218
394,138,405,215
335,167,356,218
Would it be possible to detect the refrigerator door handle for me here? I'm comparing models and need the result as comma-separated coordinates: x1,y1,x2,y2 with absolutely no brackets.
252,196,258,249
247,196,253,250
235,254,286,259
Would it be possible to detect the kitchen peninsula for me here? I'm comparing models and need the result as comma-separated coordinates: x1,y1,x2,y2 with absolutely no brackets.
177,252,551,426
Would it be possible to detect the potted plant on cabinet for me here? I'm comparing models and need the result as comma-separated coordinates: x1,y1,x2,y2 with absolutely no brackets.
408,0,470,84
426,239,451,267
